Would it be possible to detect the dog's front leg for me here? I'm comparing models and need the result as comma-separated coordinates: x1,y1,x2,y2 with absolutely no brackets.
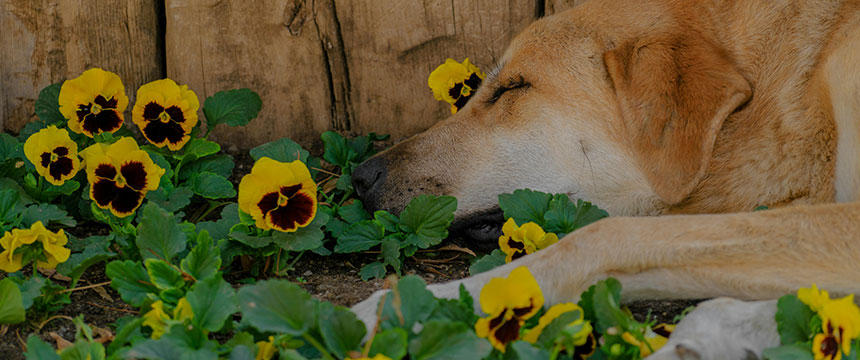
352,202,860,328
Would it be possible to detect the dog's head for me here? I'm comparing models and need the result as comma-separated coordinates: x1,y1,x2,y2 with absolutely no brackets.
352,1,751,241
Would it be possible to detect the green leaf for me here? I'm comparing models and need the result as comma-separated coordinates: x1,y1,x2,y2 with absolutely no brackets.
431,285,479,325
181,231,222,281
270,211,329,252
375,211,400,232
381,276,437,331
197,203,240,241
41,179,81,199
179,154,235,181
250,138,309,164
105,260,159,307
203,88,262,128
21,203,76,227
359,262,387,281
335,220,385,253
136,203,188,262
56,239,116,284
0,133,21,161
187,276,237,332
399,195,457,248
126,338,184,360
26,335,61,360
107,316,145,355
144,258,185,290
146,185,193,213
338,201,371,224
184,138,221,159
189,172,236,199
775,295,816,345
238,279,316,335
35,82,64,124
498,189,553,227
578,278,626,333
469,250,507,275
507,341,552,360
0,278,25,324
544,196,608,236
534,309,584,348
369,328,408,360
59,340,106,360
321,131,355,168
229,231,274,249
14,274,46,309
762,344,814,360
408,320,492,360
318,302,367,358
382,235,402,274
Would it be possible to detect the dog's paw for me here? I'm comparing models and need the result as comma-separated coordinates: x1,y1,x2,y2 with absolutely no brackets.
351,289,389,333
646,298,778,360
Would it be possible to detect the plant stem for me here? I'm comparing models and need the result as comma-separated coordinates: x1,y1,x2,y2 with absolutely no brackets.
302,333,335,360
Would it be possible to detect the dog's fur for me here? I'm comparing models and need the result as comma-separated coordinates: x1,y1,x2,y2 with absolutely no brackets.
351,0,860,357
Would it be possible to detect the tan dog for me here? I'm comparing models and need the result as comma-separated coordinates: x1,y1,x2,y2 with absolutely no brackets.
351,0,860,355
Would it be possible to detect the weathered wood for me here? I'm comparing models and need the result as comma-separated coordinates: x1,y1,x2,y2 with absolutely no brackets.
0,0,163,132
544,0,588,15
165,0,540,149
335,0,537,140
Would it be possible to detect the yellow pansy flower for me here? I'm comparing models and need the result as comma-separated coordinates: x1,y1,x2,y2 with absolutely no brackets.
256,336,277,360
0,221,69,273
80,137,164,217
799,284,832,312
143,298,194,339
475,266,544,352
813,294,860,360
238,157,318,232
58,68,128,137
428,58,485,114
132,79,200,151
23,126,81,185
498,218,559,263
621,324,674,358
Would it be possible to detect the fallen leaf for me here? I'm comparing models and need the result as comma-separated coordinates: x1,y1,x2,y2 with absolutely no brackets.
47,332,73,350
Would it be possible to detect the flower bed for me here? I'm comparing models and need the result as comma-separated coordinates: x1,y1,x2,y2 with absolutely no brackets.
0,61,857,360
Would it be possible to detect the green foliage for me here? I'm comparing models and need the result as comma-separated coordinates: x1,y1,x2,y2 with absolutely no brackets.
498,189,608,238
0,278,25,324
408,320,492,360
136,203,188,261
469,249,506,275
203,88,263,130
334,195,457,280
238,279,316,335
775,295,816,345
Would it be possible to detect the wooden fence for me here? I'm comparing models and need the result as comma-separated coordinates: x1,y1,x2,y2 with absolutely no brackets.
1,0,584,149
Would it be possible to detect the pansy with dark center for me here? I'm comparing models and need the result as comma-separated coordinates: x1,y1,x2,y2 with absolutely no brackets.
23,126,81,186
498,218,559,263
475,266,545,352
812,295,860,360
132,79,200,150
238,157,318,232
428,58,486,114
80,137,164,217
58,68,129,138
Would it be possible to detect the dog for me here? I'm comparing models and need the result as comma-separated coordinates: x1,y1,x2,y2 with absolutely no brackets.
350,0,860,357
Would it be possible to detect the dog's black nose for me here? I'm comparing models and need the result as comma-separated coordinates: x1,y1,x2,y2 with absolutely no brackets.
352,156,386,202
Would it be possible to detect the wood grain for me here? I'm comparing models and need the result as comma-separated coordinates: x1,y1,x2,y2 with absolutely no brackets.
0,0,163,132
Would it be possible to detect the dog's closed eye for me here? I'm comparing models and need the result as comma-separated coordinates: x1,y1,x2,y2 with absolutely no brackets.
487,76,530,104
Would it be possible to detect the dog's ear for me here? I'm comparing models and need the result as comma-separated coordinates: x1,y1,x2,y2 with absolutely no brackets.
604,34,751,205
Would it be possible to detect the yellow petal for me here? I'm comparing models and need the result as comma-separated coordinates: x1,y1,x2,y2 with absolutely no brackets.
479,266,544,319
255,336,277,360
798,284,831,312
58,68,128,136
143,300,170,339
23,126,81,185
174,297,194,322
522,302,583,344
238,158,317,231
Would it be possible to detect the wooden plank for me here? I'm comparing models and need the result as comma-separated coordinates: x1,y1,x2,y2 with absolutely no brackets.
165,0,333,149
544,0,589,15
335,0,538,141
0,0,163,133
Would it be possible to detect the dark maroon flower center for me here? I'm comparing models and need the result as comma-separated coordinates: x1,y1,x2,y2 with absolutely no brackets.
38,146,75,181
76,95,122,135
488,312,521,346
448,73,483,111
255,184,315,231
141,102,188,146
820,335,839,358
90,162,149,214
